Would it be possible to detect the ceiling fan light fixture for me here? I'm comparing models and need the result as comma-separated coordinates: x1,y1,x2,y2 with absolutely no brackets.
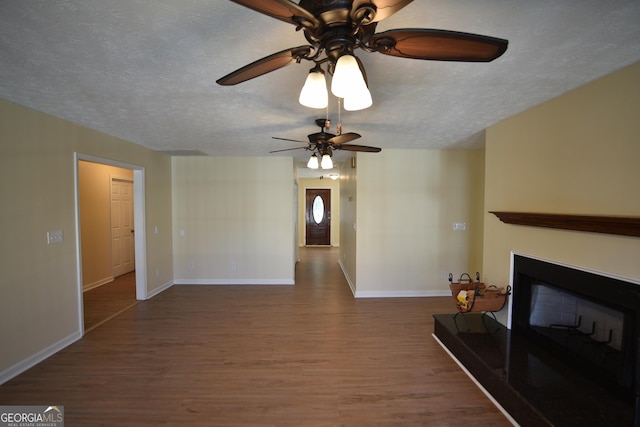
307,153,319,169
299,66,328,109
330,54,366,99
321,153,333,169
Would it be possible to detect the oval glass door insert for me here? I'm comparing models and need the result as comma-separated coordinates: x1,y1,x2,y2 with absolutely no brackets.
312,195,324,224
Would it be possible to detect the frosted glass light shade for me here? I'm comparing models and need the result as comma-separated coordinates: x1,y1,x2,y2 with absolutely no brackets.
307,154,319,169
331,54,366,98
299,70,328,109
344,85,373,111
320,154,333,169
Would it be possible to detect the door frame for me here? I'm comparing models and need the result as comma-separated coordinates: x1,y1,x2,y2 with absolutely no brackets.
74,153,148,335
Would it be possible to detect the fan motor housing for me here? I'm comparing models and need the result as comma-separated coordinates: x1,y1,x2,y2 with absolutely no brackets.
299,0,377,57
298,0,352,16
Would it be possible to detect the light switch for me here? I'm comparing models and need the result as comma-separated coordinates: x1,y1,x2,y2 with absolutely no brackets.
47,230,63,244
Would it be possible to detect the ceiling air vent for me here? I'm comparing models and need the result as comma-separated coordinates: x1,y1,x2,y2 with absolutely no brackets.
158,150,208,156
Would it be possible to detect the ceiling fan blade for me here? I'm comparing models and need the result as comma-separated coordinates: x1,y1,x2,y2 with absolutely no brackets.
370,29,508,62
269,146,308,153
337,144,382,153
352,0,414,23
217,45,313,85
329,132,361,145
229,0,320,29
272,136,307,143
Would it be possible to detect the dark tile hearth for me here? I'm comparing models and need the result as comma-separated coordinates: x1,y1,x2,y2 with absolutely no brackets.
434,313,634,427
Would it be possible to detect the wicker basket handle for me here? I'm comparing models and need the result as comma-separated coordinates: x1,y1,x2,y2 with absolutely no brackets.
459,273,473,283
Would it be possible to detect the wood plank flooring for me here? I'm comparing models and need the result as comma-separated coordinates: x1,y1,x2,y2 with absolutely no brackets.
0,248,511,426
83,271,138,332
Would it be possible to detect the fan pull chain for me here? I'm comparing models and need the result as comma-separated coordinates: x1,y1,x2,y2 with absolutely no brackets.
325,104,330,131
337,98,342,135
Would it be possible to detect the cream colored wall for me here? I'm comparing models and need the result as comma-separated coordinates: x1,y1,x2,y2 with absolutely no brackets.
79,161,133,289
354,149,485,296
484,61,640,323
172,156,295,284
297,177,341,247
0,98,172,382
339,161,358,290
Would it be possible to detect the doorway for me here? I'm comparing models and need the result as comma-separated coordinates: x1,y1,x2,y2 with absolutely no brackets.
305,188,331,246
75,154,147,334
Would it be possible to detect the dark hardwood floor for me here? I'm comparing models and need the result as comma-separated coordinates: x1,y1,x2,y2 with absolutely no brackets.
0,248,511,426
83,271,138,332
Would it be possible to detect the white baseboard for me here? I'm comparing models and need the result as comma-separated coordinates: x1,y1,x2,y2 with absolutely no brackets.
0,330,82,386
338,259,356,295
337,259,450,298
82,275,114,292
146,279,173,299
432,333,519,426
354,290,451,298
173,279,295,285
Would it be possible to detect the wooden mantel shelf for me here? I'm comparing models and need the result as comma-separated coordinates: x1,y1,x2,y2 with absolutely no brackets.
489,211,640,237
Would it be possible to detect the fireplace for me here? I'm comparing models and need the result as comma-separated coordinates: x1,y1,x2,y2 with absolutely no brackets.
433,254,640,426
511,255,639,400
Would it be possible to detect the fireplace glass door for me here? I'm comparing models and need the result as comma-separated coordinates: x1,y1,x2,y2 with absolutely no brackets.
528,283,627,385
511,255,639,401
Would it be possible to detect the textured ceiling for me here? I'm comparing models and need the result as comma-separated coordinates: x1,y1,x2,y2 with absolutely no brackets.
1,1,640,170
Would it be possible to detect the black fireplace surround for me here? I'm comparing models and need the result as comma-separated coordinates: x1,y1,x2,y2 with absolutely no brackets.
512,255,640,404
434,255,640,426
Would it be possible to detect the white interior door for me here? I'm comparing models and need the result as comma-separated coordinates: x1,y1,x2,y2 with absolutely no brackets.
111,179,135,277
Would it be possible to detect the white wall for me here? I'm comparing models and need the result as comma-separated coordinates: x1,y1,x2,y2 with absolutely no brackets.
352,149,485,297
339,159,358,291
172,156,295,284
0,98,173,383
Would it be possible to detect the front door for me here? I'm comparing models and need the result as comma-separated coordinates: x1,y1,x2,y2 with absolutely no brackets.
305,188,331,245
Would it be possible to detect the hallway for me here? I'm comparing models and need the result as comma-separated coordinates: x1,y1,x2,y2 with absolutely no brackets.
0,247,510,426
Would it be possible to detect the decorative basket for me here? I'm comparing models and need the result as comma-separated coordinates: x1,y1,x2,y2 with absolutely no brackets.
448,272,510,313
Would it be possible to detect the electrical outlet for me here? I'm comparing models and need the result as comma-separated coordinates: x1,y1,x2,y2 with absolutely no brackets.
231,262,237,270
47,230,63,244
453,222,466,231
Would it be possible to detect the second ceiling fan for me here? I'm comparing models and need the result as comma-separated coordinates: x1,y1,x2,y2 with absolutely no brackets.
270,118,381,168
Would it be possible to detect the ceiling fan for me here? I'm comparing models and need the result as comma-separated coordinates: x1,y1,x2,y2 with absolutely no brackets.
217,0,508,109
271,118,381,168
